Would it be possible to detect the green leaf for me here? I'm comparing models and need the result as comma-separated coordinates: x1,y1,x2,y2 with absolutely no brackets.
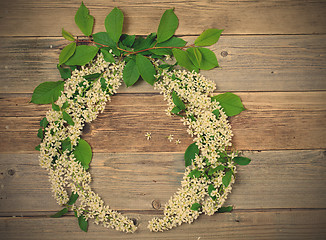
62,137,71,152
50,208,68,218
62,28,75,41
74,2,94,36
184,142,199,167
151,37,186,55
83,73,101,81
73,138,92,170
197,47,218,70
65,45,98,66
218,206,233,213
157,9,179,43
211,92,245,117
194,29,223,46
78,215,88,232
100,48,115,63
171,91,185,110
208,165,225,175
133,33,156,51
100,77,107,92
123,59,140,87
234,156,251,165
136,54,156,85
222,171,233,187
92,32,118,54
172,49,198,72
59,42,76,65
37,128,44,139
171,106,181,114
57,65,71,79
35,144,41,151
67,192,79,205
188,169,201,178
212,109,220,119
187,47,202,68
208,184,216,200
190,203,201,211
52,103,60,111
105,7,124,43
121,34,136,47
62,101,69,110
63,111,75,126
40,117,48,128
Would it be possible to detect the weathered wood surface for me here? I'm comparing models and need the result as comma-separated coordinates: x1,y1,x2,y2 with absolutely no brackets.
0,151,325,214
1,0,326,239
1,35,326,93
1,210,326,239
0,92,325,153
1,0,326,36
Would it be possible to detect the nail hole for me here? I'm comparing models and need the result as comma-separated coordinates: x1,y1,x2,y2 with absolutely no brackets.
221,51,228,57
152,200,161,210
131,218,138,226
8,169,15,176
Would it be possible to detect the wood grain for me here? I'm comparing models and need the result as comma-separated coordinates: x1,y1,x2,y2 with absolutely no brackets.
1,0,326,36
0,92,325,153
1,150,325,214
1,35,326,93
1,210,326,239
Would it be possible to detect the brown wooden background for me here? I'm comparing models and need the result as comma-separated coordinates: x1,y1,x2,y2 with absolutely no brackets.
1,0,326,239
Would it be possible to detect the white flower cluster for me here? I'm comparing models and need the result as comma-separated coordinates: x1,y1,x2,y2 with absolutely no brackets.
39,53,137,233
148,69,237,232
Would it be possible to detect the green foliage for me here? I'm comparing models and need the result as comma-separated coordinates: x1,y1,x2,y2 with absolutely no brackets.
234,156,251,165
222,171,233,187
208,184,216,200
136,54,156,85
63,111,75,126
67,192,79,205
75,2,94,36
92,32,119,55
100,77,107,92
50,208,68,218
73,138,92,170
57,65,72,79
171,91,185,110
62,137,72,152
212,109,220,119
83,73,101,81
187,47,202,68
188,169,201,178
62,28,75,41
100,49,115,63
157,9,179,43
105,7,124,43
208,165,225,175
52,103,60,111
40,117,48,128
31,81,64,104
35,144,41,151
194,29,223,46
123,59,140,87
217,206,233,213
171,106,181,114
184,142,199,167
197,47,219,70
59,42,76,65
151,37,186,55
78,215,88,232
190,203,201,211
121,34,136,47
37,128,44,139
65,45,98,66
133,33,156,51
172,49,198,72
211,92,245,117
62,101,69,110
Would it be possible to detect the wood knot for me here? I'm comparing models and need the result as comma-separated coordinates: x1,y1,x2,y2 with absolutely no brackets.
7,169,15,176
131,218,138,226
152,200,161,210
221,51,228,57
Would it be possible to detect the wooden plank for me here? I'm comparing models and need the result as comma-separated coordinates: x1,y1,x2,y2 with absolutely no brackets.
1,35,326,93
1,209,326,239
0,92,325,153
1,0,326,36
0,150,325,214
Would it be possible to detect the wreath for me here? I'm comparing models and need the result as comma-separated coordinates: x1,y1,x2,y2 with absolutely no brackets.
31,2,251,233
